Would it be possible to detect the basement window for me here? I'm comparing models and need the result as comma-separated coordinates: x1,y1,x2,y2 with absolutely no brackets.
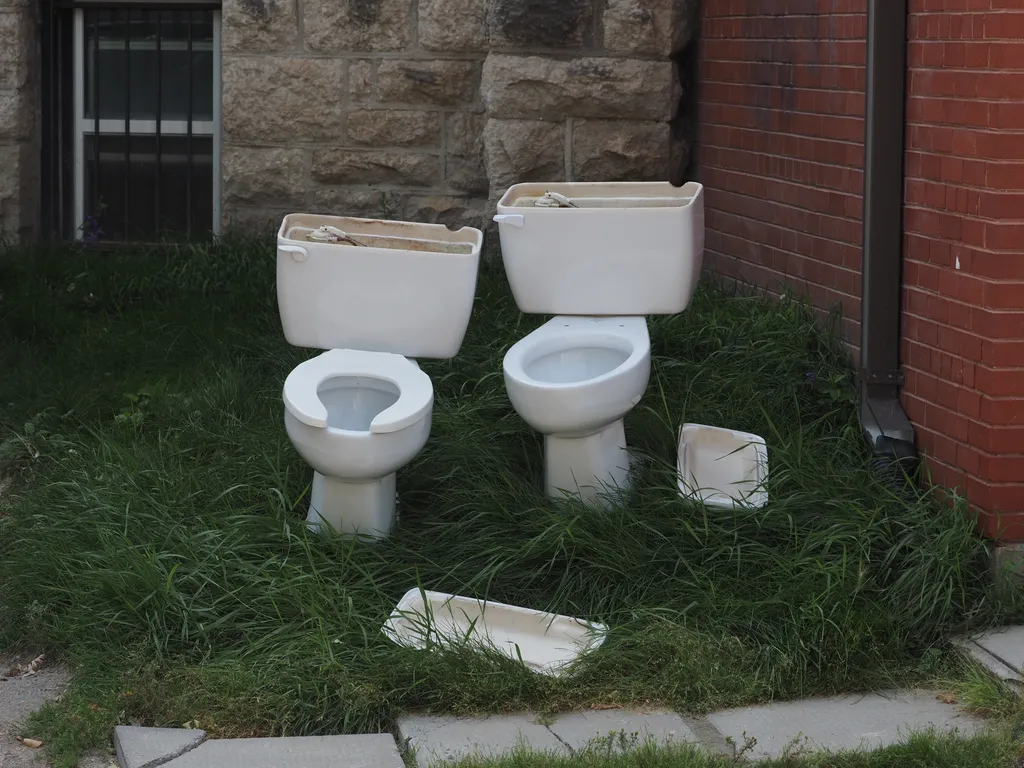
42,3,221,243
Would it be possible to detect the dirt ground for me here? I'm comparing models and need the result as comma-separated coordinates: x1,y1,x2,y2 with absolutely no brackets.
0,652,111,768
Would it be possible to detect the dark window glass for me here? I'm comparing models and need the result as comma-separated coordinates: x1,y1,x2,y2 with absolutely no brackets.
82,8,215,241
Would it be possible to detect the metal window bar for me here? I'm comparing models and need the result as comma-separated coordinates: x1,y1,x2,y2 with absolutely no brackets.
155,9,161,235
40,2,54,238
123,7,131,241
55,11,64,234
92,11,99,234
43,1,220,242
186,10,193,238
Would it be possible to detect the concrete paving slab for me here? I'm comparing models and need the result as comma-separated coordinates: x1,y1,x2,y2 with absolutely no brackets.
953,637,1021,684
707,690,984,761
397,714,565,767
971,626,1024,675
548,709,700,752
114,726,206,768
163,734,403,768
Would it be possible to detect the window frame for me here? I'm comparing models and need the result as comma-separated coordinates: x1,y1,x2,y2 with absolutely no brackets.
64,2,222,242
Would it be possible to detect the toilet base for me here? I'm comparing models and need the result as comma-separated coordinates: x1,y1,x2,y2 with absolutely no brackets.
306,471,397,540
544,419,631,509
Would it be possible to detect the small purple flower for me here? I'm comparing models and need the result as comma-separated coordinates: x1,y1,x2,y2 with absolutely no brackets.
80,215,104,247
805,371,816,383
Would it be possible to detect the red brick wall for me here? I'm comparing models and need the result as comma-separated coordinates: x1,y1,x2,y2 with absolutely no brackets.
695,0,868,351
901,0,1024,540
695,0,1024,540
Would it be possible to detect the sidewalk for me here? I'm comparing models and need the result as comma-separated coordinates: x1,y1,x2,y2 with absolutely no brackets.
116,625,1024,767
9,626,1024,768
954,624,1024,693
115,620,1024,768
114,688,989,768
395,690,984,765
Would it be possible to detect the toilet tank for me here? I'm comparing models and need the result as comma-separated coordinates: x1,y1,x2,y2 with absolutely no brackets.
277,214,483,358
494,181,704,315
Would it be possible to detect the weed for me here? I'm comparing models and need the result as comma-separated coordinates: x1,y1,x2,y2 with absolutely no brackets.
726,732,757,763
378,192,402,220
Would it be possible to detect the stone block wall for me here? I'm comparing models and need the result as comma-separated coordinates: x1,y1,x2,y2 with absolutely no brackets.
0,0,37,242
221,0,698,233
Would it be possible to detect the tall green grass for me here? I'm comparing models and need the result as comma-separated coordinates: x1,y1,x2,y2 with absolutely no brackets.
0,240,1018,751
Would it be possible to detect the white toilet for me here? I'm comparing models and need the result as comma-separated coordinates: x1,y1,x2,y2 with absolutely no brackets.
276,213,483,539
495,181,705,507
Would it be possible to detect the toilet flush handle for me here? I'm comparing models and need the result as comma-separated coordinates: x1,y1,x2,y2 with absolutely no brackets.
493,214,525,228
279,245,308,262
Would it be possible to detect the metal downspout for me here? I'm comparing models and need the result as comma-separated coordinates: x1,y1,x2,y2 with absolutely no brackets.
859,0,918,479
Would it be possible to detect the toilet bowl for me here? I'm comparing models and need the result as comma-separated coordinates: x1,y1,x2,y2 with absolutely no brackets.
494,181,703,506
276,213,482,540
283,349,433,539
503,316,651,507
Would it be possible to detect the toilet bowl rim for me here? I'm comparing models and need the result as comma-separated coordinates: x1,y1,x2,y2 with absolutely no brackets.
284,349,433,434
503,328,651,392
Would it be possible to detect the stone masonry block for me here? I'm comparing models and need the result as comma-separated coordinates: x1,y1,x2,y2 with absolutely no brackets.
483,118,564,190
419,0,487,52
0,142,22,235
304,0,410,52
221,0,297,53
404,194,486,230
0,11,30,90
222,146,307,208
311,149,440,186
0,90,30,140
601,0,699,57
348,110,442,147
481,55,675,121
223,206,294,234
222,56,344,143
377,60,479,107
310,187,402,219
602,0,674,57
487,0,592,49
445,112,487,194
350,60,376,103
571,119,670,181
670,0,700,55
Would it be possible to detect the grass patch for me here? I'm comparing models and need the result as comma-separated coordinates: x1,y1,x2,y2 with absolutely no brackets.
0,239,1021,765
432,729,1020,768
